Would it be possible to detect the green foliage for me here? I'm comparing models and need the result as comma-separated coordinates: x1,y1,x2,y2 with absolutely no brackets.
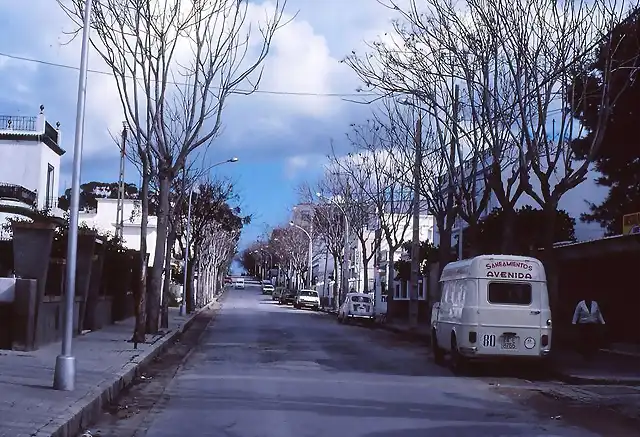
468,206,576,255
57,181,140,211
568,8,640,235
394,240,438,280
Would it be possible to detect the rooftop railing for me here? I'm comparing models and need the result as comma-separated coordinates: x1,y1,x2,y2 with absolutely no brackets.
0,115,38,132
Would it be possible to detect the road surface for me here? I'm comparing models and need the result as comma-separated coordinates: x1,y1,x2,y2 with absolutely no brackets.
134,280,608,437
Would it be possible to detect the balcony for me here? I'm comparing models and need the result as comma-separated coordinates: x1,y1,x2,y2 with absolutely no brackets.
0,183,37,206
0,115,38,132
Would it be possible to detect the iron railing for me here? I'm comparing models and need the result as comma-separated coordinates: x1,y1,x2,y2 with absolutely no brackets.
0,183,37,206
0,115,37,132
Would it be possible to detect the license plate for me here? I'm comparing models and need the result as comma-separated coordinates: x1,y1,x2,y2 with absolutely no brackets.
501,335,518,350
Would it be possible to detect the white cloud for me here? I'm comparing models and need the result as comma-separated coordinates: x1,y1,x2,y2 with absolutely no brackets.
0,0,397,166
284,153,327,179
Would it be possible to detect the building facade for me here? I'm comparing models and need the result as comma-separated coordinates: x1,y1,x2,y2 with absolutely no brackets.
78,196,158,266
0,107,65,238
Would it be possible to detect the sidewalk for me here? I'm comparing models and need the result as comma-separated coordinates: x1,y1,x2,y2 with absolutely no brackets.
550,349,640,386
0,300,219,437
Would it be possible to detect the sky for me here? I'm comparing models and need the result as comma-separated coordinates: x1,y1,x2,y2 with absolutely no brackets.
0,0,398,250
0,0,608,261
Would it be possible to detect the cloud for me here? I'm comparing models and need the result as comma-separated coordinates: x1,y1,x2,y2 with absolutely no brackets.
284,153,327,179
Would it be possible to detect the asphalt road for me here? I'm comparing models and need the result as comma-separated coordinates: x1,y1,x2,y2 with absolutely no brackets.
138,281,604,437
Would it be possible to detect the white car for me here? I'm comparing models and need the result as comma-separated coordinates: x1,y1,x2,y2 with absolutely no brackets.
338,292,374,323
294,289,320,311
234,278,245,289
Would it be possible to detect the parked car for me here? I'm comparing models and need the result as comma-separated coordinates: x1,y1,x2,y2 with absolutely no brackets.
272,287,284,301
279,289,297,305
293,289,320,311
262,284,275,295
338,292,374,324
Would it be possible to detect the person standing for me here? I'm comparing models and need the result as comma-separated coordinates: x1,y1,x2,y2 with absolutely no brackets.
572,294,606,360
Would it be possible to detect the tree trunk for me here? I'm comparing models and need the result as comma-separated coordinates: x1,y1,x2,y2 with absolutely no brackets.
542,203,560,318
332,255,339,309
147,171,171,334
500,206,517,254
132,164,150,344
361,245,369,293
387,246,396,307
160,227,176,329
465,220,480,258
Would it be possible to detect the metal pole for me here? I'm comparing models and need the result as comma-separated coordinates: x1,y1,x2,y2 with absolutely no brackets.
54,0,93,392
180,189,193,316
409,112,422,330
308,220,313,289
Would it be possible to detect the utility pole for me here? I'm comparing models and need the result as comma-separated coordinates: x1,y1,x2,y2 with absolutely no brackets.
115,122,127,240
409,109,422,330
452,84,462,260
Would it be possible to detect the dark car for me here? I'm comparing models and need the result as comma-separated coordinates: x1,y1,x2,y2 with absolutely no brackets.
279,289,296,305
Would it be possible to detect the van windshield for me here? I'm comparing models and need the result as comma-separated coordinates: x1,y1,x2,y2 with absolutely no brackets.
487,282,532,305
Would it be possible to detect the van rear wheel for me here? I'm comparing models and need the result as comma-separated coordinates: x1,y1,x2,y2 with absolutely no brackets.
431,331,445,366
450,336,469,375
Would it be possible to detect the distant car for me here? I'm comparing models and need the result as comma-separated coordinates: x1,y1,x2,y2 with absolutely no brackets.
262,284,275,295
294,289,320,311
279,289,296,305
338,292,374,324
272,288,283,301
234,278,245,289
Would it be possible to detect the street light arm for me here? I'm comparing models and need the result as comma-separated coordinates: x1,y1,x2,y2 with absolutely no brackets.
316,193,347,216
289,222,312,242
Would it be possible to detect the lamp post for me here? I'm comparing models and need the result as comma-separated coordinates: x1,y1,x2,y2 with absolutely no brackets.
53,0,94,392
290,221,312,288
180,157,238,316
316,192,349,305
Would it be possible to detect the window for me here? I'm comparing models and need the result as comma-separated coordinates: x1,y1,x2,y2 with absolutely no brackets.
300,290,317,297
350,295,371,303
487,282,532,305
45,164,54,208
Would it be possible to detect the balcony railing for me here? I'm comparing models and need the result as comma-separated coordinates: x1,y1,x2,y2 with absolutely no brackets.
0,183,37,206
0,115,37,132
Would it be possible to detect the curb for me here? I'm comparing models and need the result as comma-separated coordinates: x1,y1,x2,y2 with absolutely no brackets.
34,294,222,437
378,324,431,344
549,369,640,386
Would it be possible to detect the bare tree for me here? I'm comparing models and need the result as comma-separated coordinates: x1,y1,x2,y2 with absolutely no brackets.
310,203,346,306
332,120,414,306
59,0,288,333
315,160,379,293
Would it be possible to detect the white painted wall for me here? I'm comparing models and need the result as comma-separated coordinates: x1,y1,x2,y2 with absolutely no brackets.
78,198,158,266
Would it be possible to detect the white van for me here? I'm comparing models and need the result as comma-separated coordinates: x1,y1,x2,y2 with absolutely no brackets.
234,278,245,289
431,255,552,373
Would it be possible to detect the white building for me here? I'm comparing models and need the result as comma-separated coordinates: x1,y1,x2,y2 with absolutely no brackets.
372,212,435,313
0,106,66,237
433,152,607,248
78,197,158,265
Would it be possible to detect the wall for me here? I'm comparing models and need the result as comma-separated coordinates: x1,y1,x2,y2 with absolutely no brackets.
79,198,158,265
36,142,62,210
0,139,42,194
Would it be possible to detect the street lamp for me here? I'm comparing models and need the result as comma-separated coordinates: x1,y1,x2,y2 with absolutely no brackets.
316,192,350,305
53,0,94,392
180,157,239,316
290,221,313,288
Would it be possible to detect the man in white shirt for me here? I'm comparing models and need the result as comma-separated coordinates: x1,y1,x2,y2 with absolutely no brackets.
572,294,606,360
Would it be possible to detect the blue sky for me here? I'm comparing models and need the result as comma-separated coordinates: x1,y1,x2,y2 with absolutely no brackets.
0,0,398,249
